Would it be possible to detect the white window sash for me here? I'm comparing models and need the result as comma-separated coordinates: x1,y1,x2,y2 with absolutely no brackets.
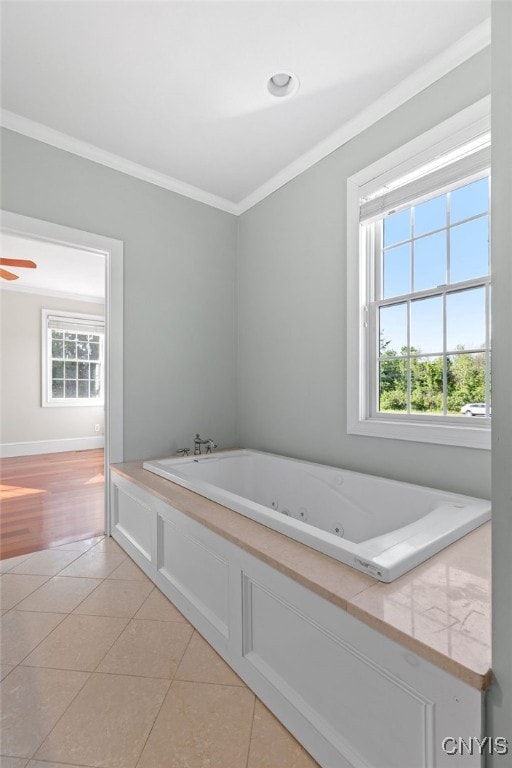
346,98,491,449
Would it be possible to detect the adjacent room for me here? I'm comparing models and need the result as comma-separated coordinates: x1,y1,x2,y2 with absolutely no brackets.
1,2,510,767
0,236,106,556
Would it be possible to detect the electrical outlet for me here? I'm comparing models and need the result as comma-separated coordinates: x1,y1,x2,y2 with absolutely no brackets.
94,424,100,432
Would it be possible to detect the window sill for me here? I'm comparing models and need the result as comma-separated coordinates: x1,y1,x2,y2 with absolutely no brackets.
43,400,104,408
347,416,491,449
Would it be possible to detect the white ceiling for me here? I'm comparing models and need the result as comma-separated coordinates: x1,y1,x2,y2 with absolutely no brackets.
0,1,490,213
0,233,105,300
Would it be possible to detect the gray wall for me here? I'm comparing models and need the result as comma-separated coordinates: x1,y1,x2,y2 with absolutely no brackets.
489,1,512,760
0,130,238,461
237,48,492,499
0,291,105,444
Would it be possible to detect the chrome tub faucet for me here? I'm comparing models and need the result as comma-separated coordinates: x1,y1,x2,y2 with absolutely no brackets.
194,434,217,455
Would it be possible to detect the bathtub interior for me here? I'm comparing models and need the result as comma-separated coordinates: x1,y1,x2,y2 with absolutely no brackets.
144,450,489,546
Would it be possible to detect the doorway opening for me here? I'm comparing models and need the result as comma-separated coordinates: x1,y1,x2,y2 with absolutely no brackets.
0,211,123,556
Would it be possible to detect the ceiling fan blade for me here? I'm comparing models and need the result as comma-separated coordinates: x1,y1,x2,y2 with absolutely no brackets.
0,268,19,281
0,258,37,269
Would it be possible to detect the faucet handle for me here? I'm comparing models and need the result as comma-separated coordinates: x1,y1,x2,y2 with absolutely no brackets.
176,448,190,457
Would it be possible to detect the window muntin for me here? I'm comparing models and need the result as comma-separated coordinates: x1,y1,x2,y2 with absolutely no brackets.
371,173,491,419
43,310,104,406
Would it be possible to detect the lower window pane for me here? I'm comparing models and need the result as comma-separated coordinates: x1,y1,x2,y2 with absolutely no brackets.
52,380,64,398
379,358,407,412
410,357,444,414
78,380,90,398
78,362,89,379
65,361,77,379
411,296,443,354
65,380,77,398
379,303,407,356
447,352,487,415
446,287,485,352
90,363,101,398
52,361,64,378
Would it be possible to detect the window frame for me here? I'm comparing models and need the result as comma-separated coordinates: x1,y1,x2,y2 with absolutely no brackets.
42,308,105,408
347,98,491,449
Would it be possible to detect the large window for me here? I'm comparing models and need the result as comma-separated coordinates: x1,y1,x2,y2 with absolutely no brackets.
347,100,491,448
377,175,490,418
42,310,104,407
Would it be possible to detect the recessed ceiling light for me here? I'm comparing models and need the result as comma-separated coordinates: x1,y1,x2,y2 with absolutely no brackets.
267,71,299,98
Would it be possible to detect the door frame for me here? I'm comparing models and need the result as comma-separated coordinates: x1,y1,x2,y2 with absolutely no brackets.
0,210,123,534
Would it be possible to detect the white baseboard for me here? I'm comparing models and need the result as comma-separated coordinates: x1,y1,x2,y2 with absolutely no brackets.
0,436,105,458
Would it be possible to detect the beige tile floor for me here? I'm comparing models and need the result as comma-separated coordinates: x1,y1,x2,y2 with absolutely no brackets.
1,535,319,768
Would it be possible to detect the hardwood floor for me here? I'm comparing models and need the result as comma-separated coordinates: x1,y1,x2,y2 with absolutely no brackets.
0,449,105,559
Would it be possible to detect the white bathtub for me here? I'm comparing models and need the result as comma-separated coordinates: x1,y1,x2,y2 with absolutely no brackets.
143,449,490,582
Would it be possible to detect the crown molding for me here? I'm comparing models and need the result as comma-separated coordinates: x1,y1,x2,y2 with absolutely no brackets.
0,110,239,216
0,19,490,218
0,282,104,304
236,18,491,214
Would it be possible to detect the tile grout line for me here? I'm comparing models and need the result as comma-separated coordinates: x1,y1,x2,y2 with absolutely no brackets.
132,626,197,768
4,557,189,763
7,547,90,577
1,574,53,611
13,545,132,764
87,610,176,677
20,667,93,763
244,689,258,768
0,548,97,667
5,609,69,668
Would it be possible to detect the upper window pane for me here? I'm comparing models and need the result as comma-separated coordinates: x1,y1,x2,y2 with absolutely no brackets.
77,340,89,360
384,209,410,247
450,216,489,283
450,177,488,223
64,340,76,359
89,342,100,361
52,338,63,358
383,243,411,299
413,231,446,292
414,195,446,237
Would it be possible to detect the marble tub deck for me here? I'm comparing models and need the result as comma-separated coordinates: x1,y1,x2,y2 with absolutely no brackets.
112,461,492,692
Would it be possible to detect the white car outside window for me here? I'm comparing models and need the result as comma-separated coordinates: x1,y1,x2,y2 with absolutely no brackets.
460,403,490,416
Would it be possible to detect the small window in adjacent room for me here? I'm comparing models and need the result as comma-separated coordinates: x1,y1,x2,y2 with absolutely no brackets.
347,101,491,449
42,310,105,406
